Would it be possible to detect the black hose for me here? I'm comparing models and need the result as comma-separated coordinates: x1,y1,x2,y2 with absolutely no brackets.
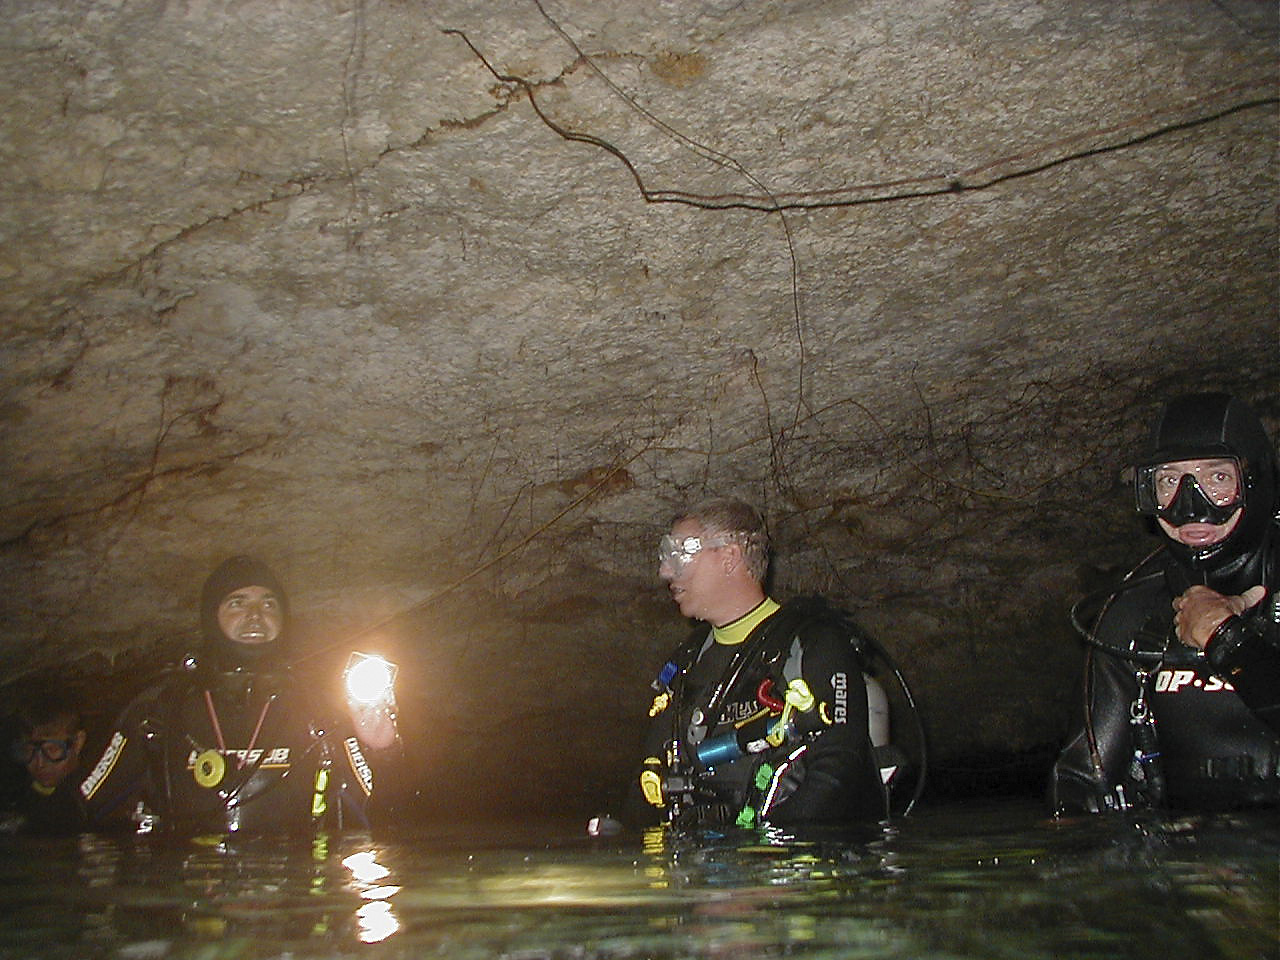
1069,571,1205,667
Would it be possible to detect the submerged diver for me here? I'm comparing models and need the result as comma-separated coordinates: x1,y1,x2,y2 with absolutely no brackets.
79,556,402,834
639,497,898,829
1052,392,1279,814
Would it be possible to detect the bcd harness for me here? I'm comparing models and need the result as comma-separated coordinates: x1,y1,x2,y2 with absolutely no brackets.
642,598,912,826
1080,576,1279,811
144,673,366,831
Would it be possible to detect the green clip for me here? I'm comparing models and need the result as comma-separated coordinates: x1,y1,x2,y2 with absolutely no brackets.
735,805,757,829
754,763,774,791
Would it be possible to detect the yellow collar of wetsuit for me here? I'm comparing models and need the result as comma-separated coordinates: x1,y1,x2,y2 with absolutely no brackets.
712,597,780,646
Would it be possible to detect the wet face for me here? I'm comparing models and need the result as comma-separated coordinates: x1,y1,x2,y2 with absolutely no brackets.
19,720,86,790
1154,458,1242,548
216,585,284,646
658,518,731,622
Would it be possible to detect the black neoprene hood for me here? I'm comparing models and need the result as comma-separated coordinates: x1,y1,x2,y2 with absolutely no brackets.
1135,392,1278,571
1139,392,1274,470
198,555,290,667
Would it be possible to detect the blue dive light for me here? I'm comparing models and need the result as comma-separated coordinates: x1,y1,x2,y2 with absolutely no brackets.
696,716,792,768
696,732,746,767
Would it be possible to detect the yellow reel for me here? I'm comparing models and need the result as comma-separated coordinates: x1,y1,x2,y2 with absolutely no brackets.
193,749,226,788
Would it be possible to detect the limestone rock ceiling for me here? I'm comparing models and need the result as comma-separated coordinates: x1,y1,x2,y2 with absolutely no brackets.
1,0,1276,810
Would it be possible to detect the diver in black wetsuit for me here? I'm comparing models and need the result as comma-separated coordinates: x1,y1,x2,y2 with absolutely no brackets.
79,556,402,834
639,497,892,830
1052,392,1279,814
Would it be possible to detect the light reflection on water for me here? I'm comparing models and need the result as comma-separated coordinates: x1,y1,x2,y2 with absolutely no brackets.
0,799,1275,959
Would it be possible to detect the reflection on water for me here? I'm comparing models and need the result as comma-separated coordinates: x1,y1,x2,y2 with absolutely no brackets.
0,799,1275,959
342,849,402,943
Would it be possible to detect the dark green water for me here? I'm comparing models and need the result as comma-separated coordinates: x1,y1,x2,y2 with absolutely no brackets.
1,799,1275,959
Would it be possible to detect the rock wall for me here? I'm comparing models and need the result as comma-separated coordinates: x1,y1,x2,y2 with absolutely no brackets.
1,0,1276,816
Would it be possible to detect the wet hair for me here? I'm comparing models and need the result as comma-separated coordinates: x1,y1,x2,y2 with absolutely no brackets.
675,497,771,582
15,682,83,737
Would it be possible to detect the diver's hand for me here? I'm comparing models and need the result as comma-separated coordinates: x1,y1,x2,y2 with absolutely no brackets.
1172,584,1267,651
346,698,399,751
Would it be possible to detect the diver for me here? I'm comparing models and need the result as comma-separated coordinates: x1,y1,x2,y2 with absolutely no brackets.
1,680,89,835
639,496,920,830
79,556,403,834
1052,392,1279,814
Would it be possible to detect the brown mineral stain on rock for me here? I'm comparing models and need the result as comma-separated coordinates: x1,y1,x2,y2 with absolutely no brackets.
649,51,707,87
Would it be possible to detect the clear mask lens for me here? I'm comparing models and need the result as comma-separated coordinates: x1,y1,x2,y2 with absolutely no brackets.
658,534,727,576
1136,458,1242,523
12,738,73,765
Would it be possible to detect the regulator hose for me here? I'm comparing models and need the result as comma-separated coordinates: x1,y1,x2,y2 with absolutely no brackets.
1068,570,1205,667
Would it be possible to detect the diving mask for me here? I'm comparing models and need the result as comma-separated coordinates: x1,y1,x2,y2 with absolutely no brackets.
658,534,729,577
1135,457,1242,526
12,738,75,765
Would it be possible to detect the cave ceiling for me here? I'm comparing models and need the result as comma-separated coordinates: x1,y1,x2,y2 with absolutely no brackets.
1,0,1276,803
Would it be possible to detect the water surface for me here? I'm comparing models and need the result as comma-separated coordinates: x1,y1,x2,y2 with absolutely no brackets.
1,799,1274,959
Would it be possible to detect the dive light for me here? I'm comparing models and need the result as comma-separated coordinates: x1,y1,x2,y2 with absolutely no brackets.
344,652,398,705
